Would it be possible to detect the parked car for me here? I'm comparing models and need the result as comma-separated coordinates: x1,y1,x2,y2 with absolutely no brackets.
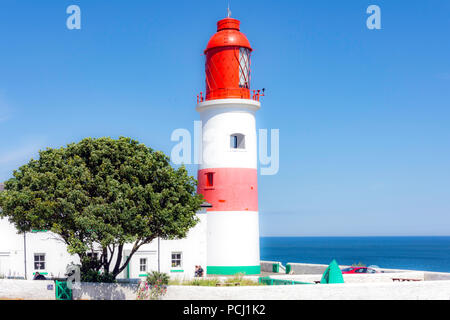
341,267,379,274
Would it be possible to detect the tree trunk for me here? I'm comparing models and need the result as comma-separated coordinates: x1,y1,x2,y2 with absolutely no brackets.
112,244,124,276
112,237,156,278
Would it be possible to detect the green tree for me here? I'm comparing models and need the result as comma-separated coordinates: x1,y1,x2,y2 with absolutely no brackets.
0,137,203,280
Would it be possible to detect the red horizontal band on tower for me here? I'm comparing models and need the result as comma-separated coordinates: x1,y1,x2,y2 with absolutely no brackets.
197,168,258,212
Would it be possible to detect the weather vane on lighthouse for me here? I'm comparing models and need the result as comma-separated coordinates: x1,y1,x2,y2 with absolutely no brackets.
227,3,231,18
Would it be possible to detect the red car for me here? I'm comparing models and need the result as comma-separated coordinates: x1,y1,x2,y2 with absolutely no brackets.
341,267,379,274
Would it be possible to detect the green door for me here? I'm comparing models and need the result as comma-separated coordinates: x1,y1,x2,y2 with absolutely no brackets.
55,281,72,300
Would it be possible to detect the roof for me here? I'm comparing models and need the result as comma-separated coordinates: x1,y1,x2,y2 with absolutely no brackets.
205,18,252,53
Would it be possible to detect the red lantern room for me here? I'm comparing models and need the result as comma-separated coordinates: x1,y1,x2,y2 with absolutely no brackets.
204,18,252,101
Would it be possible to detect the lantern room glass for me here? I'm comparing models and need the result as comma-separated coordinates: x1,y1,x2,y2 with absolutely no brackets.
239,48,251,88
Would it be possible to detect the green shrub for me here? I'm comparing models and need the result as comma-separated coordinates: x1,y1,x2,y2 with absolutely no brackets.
352,262,366,267
81,269,116,283
137,271,169,300
146,271,169,286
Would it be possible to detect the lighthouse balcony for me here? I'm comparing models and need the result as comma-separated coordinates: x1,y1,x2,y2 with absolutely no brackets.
197,89,265,103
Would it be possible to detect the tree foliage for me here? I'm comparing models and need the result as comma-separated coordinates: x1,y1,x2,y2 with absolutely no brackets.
0,137,203,279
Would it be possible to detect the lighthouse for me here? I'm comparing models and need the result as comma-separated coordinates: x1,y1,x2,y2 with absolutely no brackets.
197,16,262,275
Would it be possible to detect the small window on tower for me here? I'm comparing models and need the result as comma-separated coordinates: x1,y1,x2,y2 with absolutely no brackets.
230,134,245,149
206,172,214,187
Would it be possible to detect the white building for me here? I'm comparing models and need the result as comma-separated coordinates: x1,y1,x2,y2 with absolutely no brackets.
0,182,210,280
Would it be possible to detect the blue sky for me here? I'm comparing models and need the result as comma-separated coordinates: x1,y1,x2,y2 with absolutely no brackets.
1,0,449,236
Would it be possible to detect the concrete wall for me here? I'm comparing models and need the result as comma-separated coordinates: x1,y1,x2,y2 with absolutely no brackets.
261,261,284,273
163,280,450,300
286,262,330,275
2,278,450,300
0,279,138,300
424,271,450,281
72,282,138,300
285,262,422,275
266,271,425,284
0,279,56,300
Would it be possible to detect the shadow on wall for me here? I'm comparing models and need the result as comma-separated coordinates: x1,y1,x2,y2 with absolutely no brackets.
72,282,139,300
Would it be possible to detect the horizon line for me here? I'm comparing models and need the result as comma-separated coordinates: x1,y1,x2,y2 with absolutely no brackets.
259,235,450,238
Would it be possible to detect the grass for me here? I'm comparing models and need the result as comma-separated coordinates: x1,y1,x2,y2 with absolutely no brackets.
224,273,264,286
168,273,264,287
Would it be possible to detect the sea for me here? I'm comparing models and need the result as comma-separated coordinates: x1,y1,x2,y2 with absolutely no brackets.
260,236,450,273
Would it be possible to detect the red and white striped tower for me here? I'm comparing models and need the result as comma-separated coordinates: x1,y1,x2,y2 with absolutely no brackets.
196,17,263,275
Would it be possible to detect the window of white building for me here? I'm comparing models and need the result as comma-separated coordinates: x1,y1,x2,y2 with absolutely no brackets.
87,252,99,260
171,252,182,268
140,258,147,272
34,253,45,270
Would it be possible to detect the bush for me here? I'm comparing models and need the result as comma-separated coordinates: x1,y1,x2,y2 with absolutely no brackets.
352,262,366,267
146,271,169,286
81,270,116,283
79,258,115,283
137,271,169,300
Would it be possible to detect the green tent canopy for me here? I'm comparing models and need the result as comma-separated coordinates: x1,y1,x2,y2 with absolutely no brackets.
320,259,344,284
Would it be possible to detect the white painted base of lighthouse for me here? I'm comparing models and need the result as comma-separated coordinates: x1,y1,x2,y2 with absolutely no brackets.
206,211,260,275
197,99,261,275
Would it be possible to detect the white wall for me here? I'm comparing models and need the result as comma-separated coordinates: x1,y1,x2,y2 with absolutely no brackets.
72,282,138,300
264,271,425,284
0,212,207,280
163,281,450,300
1,278,450,300
197,99,260,170
0,219,26,278
0,279,56,300
126,212,208,280
207,211,260,267
0,218,81,279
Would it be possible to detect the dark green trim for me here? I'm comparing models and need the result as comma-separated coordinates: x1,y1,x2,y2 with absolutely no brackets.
31,230,47,233
272,263,280,273
125,256,130,279
170,269,184,273
286,264,292,274
138,273,148,277
207,265,261,275
258,277,314,286
33,272,48,275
